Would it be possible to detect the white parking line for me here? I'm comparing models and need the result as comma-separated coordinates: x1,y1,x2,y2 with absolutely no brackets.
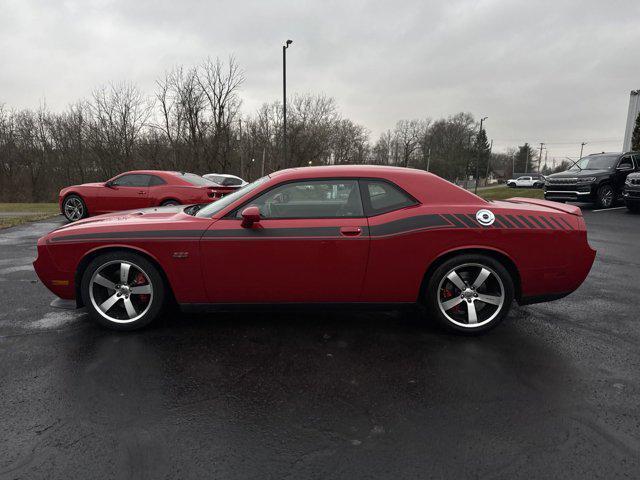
592,206,627,213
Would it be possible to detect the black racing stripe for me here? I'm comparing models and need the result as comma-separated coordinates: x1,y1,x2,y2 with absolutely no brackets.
51,229,204,242
369,214,450,236
518,215,535,229
529,216,546,229
539,216,557,229
455,214,477,228
506,215,525,228
550,217,567,230
496,215,514,228
203,226,342,238
559,217,574,230
441,214,466,228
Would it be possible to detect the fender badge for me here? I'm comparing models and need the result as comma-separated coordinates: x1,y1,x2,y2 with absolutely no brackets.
475,209,495,226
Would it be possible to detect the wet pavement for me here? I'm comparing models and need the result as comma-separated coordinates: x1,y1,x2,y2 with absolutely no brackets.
1,209,639,479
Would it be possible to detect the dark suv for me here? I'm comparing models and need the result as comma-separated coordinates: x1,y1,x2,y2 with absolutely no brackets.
544,152,639,208
623,172,640,212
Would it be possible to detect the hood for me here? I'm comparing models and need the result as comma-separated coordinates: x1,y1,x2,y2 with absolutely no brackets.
627,171,640,179
53,205,188,233
547,169,610,179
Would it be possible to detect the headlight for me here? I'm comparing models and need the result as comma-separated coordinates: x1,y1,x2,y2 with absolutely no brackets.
577,177,596,183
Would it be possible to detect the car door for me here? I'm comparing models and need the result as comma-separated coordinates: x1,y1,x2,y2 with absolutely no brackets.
614,155,634,195
103,174,151,212
200,178,370,303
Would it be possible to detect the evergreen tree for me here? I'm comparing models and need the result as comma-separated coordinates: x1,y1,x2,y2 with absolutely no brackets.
473,127,491,178
514,143,534,174
632,112,640,151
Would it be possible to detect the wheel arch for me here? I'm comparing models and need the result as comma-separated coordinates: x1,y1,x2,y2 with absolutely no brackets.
74,245,176,308
159,198,181,206
419,246,522,303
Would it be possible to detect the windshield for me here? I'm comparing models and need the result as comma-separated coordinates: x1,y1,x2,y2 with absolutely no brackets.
174,172,217,186
569,154,619,171
195,176,269,217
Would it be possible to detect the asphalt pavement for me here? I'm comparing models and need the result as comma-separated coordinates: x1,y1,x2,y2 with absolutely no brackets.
1,207,639,479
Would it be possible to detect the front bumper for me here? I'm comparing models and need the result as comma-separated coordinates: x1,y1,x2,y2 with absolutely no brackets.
623,187,640,204
33,237,76,300
544,184,595,202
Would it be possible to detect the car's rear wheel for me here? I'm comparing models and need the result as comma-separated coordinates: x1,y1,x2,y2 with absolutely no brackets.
626,202,640,213
63,195,87,222
81,251,165,331
424,254,514,334
596,184,614,208
161,199,180,206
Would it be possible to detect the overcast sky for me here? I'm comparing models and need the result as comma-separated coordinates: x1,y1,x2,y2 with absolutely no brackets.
2,0,639,162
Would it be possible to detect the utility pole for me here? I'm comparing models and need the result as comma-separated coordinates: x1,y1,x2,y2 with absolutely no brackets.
579,142,587,159
426,147,431,172
474,116,487,194
538,142,545,173
282,39,293,165
261,147,266,177
524,145,529,173
511,152,515,179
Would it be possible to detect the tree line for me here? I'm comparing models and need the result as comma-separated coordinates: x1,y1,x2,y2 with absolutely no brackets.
1,56,542,202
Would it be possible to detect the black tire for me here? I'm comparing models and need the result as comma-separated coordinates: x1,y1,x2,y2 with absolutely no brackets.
161,199,180,206
596,184,614,209
80,251,166,331
423,254,514,335
62,194,88,222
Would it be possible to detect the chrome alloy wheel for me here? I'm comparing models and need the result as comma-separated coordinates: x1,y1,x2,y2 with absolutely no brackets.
89,260,153,323
64,197,84,221
599,186,613,208
437,263,505,328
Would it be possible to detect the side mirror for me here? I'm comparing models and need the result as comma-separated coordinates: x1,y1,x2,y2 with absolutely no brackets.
241,206,261,228
105,181,115,189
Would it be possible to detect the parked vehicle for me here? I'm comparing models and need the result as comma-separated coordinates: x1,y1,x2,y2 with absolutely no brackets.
203,173,248,188
59,170,232,222
544,152,639,208
506,176,545,188
623,172,640,212
35,166,595,334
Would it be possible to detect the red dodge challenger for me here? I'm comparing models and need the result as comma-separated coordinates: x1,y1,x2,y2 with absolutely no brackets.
36,166,596,334
59,170,235,222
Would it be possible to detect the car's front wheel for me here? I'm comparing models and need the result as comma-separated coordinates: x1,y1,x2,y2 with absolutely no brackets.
424,254,514,334
81,251,166,331
62,195,87,222
596,184,614,208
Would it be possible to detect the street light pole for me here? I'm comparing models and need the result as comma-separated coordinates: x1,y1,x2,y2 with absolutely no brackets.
474,116,487,194
282,39,292,165
579,142,587,159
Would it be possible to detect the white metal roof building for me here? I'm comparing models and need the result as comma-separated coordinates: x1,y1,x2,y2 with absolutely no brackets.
623,90,640,151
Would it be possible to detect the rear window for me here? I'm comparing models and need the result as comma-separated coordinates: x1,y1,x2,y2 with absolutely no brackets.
362,180,417,215
174,172,216,186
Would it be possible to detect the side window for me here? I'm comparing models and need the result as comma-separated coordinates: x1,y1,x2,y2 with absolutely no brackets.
362,180,417,215
148,175,166,186
618,156,633,170
111,174,150,187
239,179,363,219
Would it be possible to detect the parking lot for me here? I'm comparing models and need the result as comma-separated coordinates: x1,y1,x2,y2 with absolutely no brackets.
1,206,639,479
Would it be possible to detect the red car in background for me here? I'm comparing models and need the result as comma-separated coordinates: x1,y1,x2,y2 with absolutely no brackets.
37,165,596,334
59,170,235,222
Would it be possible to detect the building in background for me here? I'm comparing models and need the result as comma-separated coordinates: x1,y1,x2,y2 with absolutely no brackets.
623,90,640,151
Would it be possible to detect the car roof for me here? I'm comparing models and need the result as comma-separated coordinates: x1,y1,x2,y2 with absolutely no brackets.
270,165,430,180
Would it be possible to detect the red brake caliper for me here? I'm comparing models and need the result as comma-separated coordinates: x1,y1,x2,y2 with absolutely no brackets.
134,272,150,304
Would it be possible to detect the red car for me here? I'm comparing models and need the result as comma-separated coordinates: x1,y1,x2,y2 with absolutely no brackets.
59,170,235,222
36,166,596,334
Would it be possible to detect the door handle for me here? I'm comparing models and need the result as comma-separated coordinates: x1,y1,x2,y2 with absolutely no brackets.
340,226,362,237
